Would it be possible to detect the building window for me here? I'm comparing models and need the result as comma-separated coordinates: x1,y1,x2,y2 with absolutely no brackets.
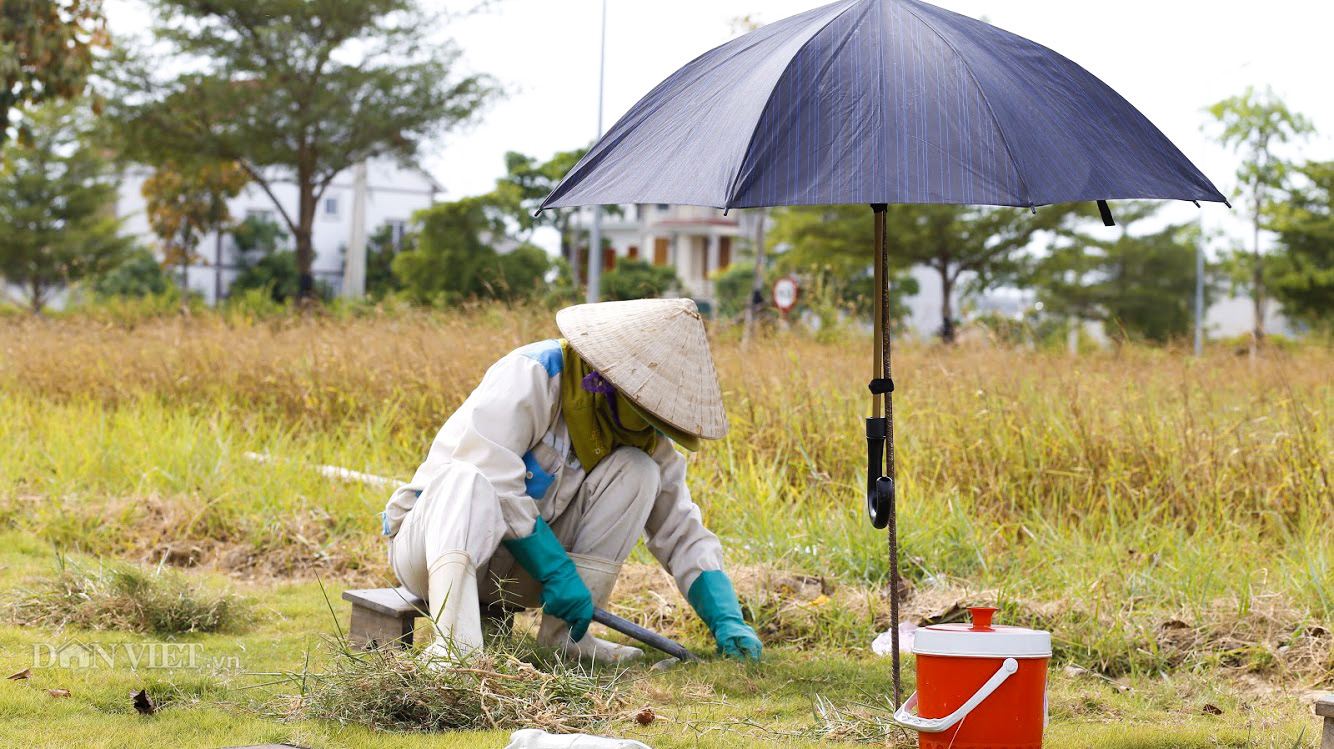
245,208,275,224
627,245,639,260
656,204,670,212
386,219,408,249
324,197,340,217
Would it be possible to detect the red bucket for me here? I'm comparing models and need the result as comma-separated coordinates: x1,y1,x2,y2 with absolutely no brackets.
894,607,1050,749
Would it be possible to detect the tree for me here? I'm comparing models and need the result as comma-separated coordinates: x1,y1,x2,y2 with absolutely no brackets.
492,149,587,267
109,0,497,302
1033,202,1204,344
769,205,914,321
771,203,1070,340
1267,161,1334,330
600,258,681,301
893,203,1077,343
1207,87,1314,348
227,214,330,303
91,246,170,298
391,197,551,305
139,159,248,293
0,101,130,312
1,0,108,146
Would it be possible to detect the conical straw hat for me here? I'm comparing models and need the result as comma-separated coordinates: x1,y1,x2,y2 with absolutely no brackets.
556,298,729,440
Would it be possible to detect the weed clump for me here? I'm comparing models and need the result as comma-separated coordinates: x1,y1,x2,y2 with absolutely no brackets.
276,641,628,733
8,556,249,634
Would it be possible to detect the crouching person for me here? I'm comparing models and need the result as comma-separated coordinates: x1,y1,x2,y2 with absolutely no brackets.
383,299,762,665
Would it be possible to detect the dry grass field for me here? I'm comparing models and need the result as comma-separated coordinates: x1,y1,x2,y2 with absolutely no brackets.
1,305,1330,747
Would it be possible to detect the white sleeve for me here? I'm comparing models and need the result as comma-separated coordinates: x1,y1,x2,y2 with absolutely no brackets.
642,439,725,597
440,353,561,540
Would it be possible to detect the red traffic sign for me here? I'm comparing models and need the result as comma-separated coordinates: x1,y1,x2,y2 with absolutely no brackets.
772,276,800,312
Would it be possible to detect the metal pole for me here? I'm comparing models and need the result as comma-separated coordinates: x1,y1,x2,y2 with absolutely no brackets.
342,160,368,300
742,210,766,347
214,229,223,305
584,0,608,304
880,208,900,710
1195,214,1205,357
868,205,900,708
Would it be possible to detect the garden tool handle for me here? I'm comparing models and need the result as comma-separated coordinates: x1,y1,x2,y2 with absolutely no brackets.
592,607,699,662
892,657,1018,733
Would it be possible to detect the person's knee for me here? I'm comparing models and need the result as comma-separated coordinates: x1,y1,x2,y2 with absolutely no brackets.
416,461,504,566
606,446,661,504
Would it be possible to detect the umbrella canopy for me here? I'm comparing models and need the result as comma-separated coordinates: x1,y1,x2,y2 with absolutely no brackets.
540,0,1226,212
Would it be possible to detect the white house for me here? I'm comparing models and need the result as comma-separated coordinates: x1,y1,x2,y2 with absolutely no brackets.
564,203,761,302
115,158,441,304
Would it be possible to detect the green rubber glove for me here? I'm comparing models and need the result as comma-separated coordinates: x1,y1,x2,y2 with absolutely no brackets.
687,570,762,661
501,518,593,642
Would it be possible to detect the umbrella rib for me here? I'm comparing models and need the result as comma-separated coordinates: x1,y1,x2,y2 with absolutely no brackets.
896,2,1034,207
722,0,865,209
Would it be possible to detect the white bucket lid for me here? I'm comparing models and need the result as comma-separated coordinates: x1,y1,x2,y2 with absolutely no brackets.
912,607,1051,659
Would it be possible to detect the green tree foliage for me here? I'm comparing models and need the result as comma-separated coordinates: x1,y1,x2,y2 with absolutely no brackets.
1207,87,1314,344
1,0,107,146
892,204,1076,342
711,262,760,319
775,202,1073,337
1268,161,1334,329
0,101,130,312
769,205,913,321
109,0,497,301
91,247,170,298
600,258,682,302
364,222,407,300
392,197,551,305
139,159,248,284
492,149,587,267
1034,202,1203,344
228,215,328,303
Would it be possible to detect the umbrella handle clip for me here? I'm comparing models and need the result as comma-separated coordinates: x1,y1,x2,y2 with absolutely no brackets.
865,417,893,528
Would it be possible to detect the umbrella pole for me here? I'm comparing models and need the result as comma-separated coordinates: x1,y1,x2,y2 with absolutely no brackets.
866,204,900,706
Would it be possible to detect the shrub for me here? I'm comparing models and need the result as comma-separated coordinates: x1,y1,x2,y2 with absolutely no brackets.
600,258,681,301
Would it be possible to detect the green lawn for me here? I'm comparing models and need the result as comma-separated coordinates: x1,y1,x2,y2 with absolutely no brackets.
0,533,1321,749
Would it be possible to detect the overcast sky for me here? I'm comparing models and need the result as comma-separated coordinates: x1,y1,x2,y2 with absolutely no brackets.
106,0,1334,254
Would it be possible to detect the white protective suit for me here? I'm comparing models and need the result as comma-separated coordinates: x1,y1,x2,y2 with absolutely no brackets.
383,339,725,658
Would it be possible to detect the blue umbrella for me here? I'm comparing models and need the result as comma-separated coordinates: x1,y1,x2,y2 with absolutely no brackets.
540,0,1226,703
540,0,1226,211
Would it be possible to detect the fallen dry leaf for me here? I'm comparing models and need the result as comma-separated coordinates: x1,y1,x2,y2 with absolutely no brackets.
47,689,71,698
6,668,30,681
132,689,156,715
635,707,656,725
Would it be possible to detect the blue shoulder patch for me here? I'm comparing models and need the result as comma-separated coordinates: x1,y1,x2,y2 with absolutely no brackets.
517,339,563,377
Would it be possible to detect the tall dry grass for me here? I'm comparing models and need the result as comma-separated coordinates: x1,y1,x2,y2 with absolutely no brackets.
5,308,1328,521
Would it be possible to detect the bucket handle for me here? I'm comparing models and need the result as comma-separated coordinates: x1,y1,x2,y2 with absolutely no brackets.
892,657,1019,733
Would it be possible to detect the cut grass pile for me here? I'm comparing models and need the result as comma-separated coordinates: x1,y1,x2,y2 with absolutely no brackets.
7,555,249,635
273,637,629,733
